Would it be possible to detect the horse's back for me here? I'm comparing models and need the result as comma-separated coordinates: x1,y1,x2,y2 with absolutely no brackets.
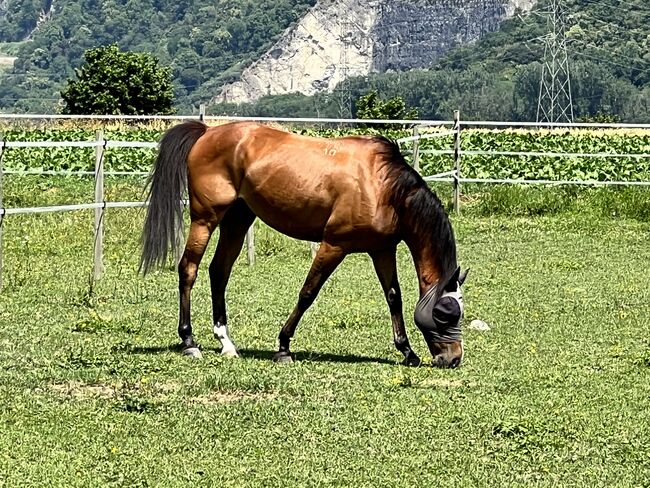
188,122,398,247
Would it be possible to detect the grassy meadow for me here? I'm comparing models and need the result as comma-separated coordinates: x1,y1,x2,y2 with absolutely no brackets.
0,176,649,487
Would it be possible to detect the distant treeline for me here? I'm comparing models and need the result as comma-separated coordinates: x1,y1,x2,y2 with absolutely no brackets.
1,0,649,121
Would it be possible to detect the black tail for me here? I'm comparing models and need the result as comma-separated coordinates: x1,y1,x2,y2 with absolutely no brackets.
140,121,207,274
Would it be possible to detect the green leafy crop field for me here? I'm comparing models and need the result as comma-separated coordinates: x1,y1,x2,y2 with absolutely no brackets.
0,177,649,487
1,123,649,183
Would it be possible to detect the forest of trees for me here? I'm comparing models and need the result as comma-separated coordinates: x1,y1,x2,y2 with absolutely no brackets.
0,0,316,112
0,0,649,121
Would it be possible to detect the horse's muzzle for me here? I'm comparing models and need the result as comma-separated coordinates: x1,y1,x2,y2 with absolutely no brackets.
428,341,463,369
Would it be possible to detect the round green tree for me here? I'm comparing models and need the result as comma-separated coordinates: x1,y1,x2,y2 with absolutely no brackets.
355,90,418,121
61,45,174,115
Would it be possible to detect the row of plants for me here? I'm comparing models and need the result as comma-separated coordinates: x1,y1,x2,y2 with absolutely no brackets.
417,129,650,182
1,124,649,182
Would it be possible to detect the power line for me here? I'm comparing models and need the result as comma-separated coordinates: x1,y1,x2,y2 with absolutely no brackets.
574,11,650,40
574,0,650,14
568,40,650,71
571,50,650,75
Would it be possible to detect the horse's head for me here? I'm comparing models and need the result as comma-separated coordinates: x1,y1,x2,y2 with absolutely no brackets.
414,267,469,368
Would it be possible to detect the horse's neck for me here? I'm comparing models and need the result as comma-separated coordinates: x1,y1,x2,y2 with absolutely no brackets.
406,240,443,296
392,185,456,297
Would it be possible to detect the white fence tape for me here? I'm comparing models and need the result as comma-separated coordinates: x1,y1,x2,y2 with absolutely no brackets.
396,130,455,143
2,113,650,129
0,200,162,216
105,141,157,148
3,170,149,176
462,150,650,159
1,202,103,215
0,113,452,127
5,140,101,148
426,170,459,179
422,176,650,187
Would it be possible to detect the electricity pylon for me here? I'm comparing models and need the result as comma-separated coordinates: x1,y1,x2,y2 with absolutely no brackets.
337,16,353,119
537,0,574,124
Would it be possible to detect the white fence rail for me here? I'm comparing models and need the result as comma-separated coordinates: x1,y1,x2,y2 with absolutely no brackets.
3,112,650,129
1,114,649,290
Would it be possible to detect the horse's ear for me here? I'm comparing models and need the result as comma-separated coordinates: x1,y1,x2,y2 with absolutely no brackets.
459,268,470,286
444,266,461,291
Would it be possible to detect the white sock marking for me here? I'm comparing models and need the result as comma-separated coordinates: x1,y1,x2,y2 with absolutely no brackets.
213,324,239,357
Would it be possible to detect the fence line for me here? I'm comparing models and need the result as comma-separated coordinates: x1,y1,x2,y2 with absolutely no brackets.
1,114,650,290
3,170,149,176
406,149,650,159
2,112,650,129
395,130,456,144
461,150,650,159
453,110,461,214
4,140,100,148
0,113,453,127
93,130,105,280
0,136,4,290
423,177,650,187
106,141,157,148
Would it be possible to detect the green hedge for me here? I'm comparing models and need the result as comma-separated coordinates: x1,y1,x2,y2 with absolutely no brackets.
1,125,649,182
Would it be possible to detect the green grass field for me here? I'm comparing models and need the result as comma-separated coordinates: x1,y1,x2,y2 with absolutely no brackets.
1,177,649,487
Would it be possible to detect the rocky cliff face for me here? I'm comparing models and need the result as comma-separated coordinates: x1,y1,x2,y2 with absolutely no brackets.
215,0,534,104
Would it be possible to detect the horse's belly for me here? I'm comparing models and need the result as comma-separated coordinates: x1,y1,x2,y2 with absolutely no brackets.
242,191,331,242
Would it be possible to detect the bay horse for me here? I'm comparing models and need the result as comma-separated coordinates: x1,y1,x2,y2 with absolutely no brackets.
140,121,468,368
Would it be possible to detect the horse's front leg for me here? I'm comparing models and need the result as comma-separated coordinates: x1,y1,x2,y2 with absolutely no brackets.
275,242,345,363
370,249,421,367
209,200,256,357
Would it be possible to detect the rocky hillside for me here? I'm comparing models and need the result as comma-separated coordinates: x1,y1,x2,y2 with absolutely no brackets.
217,0,534,104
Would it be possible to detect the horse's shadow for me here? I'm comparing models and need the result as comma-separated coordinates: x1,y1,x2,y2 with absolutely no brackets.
126,344,395,365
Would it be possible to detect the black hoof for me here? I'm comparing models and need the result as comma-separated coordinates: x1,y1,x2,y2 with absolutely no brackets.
273,351,294,364
401,353,421,367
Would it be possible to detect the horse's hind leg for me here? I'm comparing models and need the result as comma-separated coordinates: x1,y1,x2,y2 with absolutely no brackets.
275,242,345,363
370,249,421,367
178,219,218,358
209,200,256,357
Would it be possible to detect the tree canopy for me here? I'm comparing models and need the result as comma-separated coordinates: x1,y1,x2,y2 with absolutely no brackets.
60,45,174,115
355,90,418,121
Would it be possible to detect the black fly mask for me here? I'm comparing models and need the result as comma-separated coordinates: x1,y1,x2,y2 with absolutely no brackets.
414,267,468,343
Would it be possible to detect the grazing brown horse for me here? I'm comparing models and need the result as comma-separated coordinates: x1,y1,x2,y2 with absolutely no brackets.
141,121,468,368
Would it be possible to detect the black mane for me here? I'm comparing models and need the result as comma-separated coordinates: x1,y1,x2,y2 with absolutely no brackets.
373,136,458,290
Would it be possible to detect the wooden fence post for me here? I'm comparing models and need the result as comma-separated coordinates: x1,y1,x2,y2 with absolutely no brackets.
0,135,4,291
93,130,105,281
412,125,421,172
453,110,461,215
246,224,255,266
199,104,205,122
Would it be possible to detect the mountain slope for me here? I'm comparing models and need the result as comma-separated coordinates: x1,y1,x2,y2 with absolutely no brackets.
215,0,650,122
216,0,535,104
